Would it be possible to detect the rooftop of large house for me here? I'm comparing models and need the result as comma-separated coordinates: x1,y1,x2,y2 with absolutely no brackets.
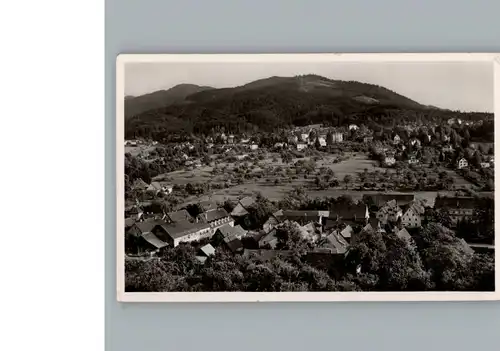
155,221,211,239
199,200,217,212
216,224,247,239
396,228,412,241
199,243,215,257
239,196,256,209
282,210,329,221
167,209,193,223
329,203,366,220
242,249,293,260
434,196,475,209
364,193,415,207
134,219,166,234
199,208,230,222
141,232,168,249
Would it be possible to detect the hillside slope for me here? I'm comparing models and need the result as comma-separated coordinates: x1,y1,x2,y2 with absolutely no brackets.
125,84,214,118
125,75,460,139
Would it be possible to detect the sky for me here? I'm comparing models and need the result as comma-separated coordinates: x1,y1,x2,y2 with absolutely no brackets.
125,61,494,113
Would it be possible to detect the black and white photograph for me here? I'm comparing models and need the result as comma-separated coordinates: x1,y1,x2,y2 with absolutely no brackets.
117,54,498,301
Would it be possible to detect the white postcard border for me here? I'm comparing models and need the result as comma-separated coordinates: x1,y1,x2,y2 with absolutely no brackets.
116,53,500,302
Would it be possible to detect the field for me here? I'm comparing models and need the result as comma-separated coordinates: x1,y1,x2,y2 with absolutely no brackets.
152,151,487,208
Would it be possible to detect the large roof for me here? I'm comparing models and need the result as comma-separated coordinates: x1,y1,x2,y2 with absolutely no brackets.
363,193,415,207
329,203,366,220
434,196,475,209
167,209,193,223
199,243,215,256
141,232,168,249
156,221,211,239
200,208,230,222
135,219,165,234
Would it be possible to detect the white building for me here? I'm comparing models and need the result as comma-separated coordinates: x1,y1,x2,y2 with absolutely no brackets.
384,156,396,166
457,158,468,169
349,124,359,131
250,144,259,150
297,143,307,151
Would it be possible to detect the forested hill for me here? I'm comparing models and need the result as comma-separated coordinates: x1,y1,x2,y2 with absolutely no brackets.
125,84,215,118
125,75,491,140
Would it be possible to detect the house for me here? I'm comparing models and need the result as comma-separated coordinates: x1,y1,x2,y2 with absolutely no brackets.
363,194,415,208
339,225,354,242
152,221,212,247
480,162,490,169
259,229,279,249
408,155,419,165
395,228,412,242
300,133,309,142
125,217,136,232
242,249,293,261
240,138,250,144
274,142,285,148
250,144,259,150
199,201,217,213
410,138,421,147
281,210,329,226
227,135,235,144
349,124,359,131
323,231,349,254
263,209,284,232
363,136,373,143
376,199,403,224
197,208,234,231
443,134,450,142
136,232,168,254
222,236,244,254
327,203,369,226
434,197,475,223
213,224,248,246
401,207,421,228
457,158,468,169
130,178,149,192
296,143,307,151
166,209,193,223
393,134,401,145
298,222,321,242
146,182,173,195
230,196,256,217
361,218,385,236
332,132,343,143
384,155,396,166
317,137,327,147
442,144,454,153
288,135,298,144
198,243,216,257
235,154,249,160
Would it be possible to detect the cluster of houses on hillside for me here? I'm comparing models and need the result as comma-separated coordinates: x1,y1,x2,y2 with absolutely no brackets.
125,192,485,263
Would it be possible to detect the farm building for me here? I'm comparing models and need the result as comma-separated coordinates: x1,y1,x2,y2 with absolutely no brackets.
152,221,212,247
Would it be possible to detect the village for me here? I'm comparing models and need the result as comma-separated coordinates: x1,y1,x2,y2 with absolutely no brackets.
124,118,494,275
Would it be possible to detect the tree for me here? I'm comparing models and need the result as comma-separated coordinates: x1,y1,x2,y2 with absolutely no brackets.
314,137,321,149
326,131,334,146
343,174,352,189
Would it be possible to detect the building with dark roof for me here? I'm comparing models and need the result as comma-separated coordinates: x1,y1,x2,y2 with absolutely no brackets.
166,209,193,223
230,196,256,217
197,208,234,231
434,196,475,223
152,221,212,247
327,203,369,224
128,219,166,237
363,193,415,208
281,210,329,225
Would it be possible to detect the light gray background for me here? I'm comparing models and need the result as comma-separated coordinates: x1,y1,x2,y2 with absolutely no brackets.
105,1,500,350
